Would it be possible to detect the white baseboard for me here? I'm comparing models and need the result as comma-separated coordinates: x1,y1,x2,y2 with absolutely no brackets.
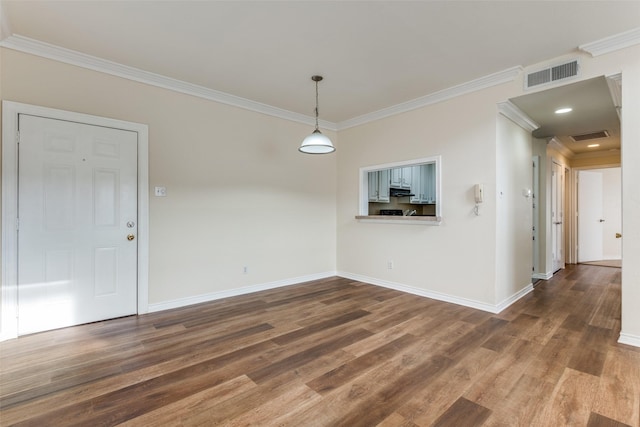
495,283,534,312
337,272,532,314
532,271,553,280
618,332,640,348
147,271,336,313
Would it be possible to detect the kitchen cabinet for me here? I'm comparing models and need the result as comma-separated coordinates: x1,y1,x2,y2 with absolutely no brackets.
390,167,412,189
410,163,436,204
368,169,390,202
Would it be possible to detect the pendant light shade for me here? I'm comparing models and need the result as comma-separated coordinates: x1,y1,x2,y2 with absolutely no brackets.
299,75,335,154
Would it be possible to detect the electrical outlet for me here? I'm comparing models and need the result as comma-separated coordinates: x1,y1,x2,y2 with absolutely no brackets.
243,266,249,274
154,186,167,197
387,261,394,270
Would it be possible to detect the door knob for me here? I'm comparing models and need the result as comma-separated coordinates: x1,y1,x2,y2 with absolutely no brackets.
127,234,135,241
599,219,605,222
616,233,622,239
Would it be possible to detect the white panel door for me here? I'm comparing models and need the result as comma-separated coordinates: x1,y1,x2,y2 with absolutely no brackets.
578,171,604,263
18,114,138,335
551,162,565,272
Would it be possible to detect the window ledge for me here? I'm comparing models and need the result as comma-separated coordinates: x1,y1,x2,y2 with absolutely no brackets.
355,215,442,225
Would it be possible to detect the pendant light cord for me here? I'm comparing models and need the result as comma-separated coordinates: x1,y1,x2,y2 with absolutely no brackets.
314,79,320,131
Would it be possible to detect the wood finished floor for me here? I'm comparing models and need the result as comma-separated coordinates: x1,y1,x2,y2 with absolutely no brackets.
1,264,639,426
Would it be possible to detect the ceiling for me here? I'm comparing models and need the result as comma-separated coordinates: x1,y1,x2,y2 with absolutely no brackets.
510,76,621,156
1,1,639,125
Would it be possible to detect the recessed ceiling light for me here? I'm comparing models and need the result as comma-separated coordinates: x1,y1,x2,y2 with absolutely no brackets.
555,107,573,114
587,144,600,148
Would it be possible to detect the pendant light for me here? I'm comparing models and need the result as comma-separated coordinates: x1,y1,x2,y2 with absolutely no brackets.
299,75,335,154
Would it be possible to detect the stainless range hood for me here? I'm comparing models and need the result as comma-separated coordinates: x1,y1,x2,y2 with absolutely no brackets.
389,188,414,197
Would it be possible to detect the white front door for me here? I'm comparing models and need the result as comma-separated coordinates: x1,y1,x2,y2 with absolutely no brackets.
18,114,138,335
551,161,565,272
578,170,604,263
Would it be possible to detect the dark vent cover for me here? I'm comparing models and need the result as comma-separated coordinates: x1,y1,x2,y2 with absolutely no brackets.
571,130,610,142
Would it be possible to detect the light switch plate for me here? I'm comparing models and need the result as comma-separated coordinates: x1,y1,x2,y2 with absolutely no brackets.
154,186,167,197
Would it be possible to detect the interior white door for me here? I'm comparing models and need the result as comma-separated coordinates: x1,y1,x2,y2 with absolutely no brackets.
551,162,565,272
18,114,138,335
578,170,604,263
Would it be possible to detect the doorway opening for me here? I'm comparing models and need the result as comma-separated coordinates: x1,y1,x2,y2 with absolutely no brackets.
577,167,622,268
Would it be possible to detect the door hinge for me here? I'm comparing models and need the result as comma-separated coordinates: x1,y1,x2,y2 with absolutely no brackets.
16,131,20,143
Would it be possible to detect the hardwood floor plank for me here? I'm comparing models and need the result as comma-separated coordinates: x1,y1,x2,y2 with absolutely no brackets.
271,309,371,345
524,326,582,384
441,317,508,361
306,333,419,394
0,265,633,426
395,346,498,426
329,354,455,427
591,347,640,426
204,351,356,427
119,375,258,426
482,374,555,426
431,397,492,427
462,338,538,410
531,367,600,426
247,329,373,384
376,412,420,427
587,412,633,427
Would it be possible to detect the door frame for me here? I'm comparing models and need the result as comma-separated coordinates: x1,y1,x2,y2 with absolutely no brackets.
550,159,566,273
1,101,150,340
569,163,621,264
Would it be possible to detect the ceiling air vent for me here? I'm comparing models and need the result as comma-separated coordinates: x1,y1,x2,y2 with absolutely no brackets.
571,130,609,142
525,59,579,90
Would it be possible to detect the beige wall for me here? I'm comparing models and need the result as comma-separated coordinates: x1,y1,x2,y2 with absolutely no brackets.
336,86,503,307
1,48,337,308
495,114,533,303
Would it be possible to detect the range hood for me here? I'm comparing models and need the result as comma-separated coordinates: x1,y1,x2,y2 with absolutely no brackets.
389,188,414,197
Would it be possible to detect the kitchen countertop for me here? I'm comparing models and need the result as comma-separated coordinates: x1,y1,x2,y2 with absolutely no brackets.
355,215,442,225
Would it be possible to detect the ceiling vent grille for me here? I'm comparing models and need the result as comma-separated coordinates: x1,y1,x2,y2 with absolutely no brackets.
525,59,579,90
571,130,609,142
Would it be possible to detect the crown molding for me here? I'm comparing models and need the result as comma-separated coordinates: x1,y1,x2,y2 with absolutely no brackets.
1,34,524,132
606,73,622,120
497,100,539,132
579,27,640,57
0,35,337,131
548,137,575,159
336,66,523,130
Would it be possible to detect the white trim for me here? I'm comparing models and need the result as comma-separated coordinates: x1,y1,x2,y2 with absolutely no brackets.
579,27,640,57
532,272,553,281
147,271,335,313
497,101,539,132
0,33,521,132
2,28,638,133
548,137,575,159
355,216,442,226
496,284,534,313
606,73,623,120
0,35,334,132
337,66,522,130
358,155,442,218
1,101,149,341
618,333,640,348
337,271,533,314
